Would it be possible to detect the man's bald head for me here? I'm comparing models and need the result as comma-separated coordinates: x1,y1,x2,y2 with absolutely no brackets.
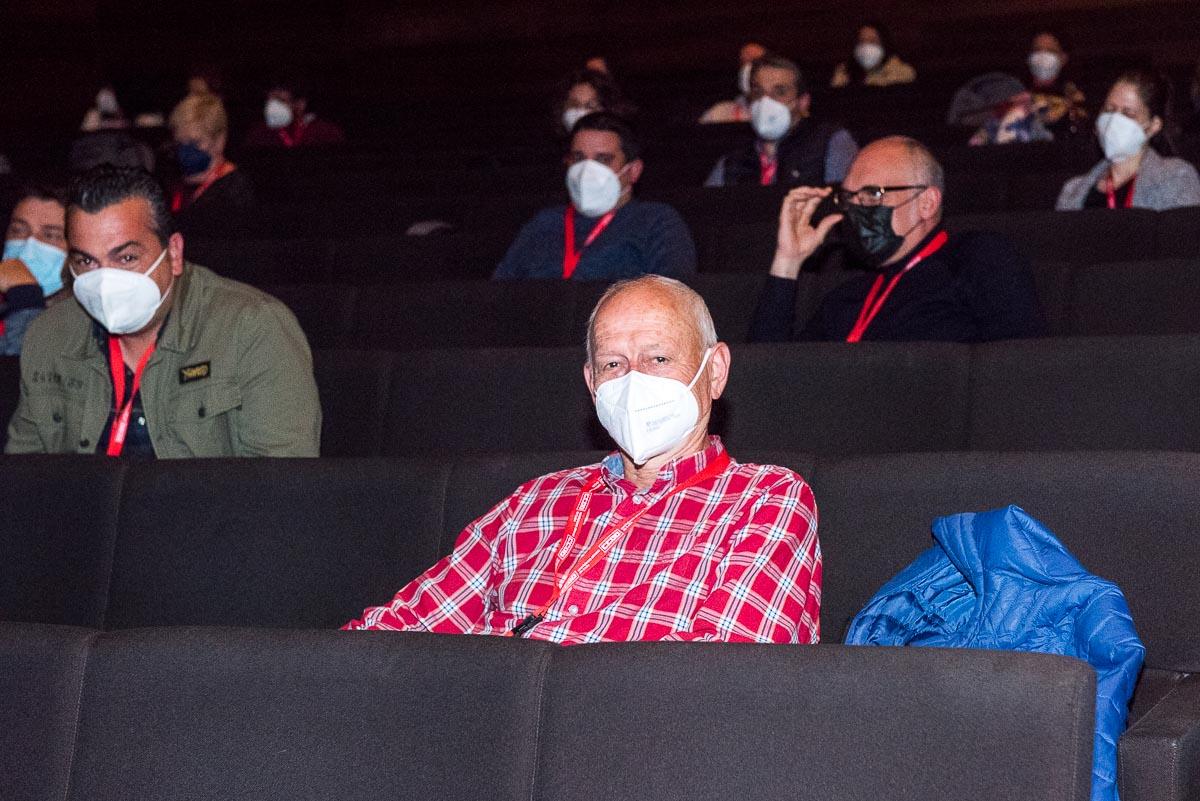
585,275,717,363
858,136,944,193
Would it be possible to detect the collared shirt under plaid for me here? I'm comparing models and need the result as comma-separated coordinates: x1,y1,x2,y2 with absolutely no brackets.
344,437,821,644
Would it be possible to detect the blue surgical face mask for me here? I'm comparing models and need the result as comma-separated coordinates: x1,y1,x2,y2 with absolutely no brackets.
176,141,213,177
4,237,66,296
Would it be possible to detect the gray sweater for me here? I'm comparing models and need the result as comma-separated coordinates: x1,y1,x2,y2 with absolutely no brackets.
1056,147,1200,210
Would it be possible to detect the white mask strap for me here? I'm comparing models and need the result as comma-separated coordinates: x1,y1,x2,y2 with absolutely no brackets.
686,347,715,391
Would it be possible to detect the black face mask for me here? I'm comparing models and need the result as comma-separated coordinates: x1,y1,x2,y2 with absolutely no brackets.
841,203,904,267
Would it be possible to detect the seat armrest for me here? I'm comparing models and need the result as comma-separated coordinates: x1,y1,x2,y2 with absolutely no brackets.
1120,674,1200,801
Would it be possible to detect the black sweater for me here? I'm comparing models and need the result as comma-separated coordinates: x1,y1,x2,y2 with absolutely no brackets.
750,229,1048,343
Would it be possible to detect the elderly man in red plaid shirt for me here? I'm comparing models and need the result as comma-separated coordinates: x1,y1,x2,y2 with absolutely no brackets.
344,275,821,644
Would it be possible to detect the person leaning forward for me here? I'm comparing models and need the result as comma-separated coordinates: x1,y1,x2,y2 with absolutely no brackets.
5,167,320,457
344,275,821,644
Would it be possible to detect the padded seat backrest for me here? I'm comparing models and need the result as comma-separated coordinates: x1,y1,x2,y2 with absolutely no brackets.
189,238,336,284
312,349,396,457
720,342,971,453
0,456,126,627
967,335,1200,451
946,208,1158,263
65,629,552,801
353,281,576,349
383,347,600,454
1069,259,1200,336
105,459,449,629
810,451,1200,671
1154,207,1200,259
0,624,94,801
535,642,1095,801
263,283,359,348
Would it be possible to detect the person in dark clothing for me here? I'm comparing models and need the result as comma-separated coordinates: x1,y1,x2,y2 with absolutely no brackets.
750,136,1046,343
706,54,857,188
0,185,70,354
243,80,345,149
168,93,255,239
494,112,696,281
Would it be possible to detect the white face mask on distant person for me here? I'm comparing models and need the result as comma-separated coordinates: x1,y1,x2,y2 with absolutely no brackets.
264,98,294,129
562,107,592,132
1096,111,1148,162
1027,51,1063,83
854,42,885,71
566,159,625,217
738,62,753,95
595,348,713,465
96,88,119,116
71,247,172,334
749,96,792,141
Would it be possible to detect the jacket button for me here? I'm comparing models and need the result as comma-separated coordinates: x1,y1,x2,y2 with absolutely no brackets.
52,412,62,423
79,438,90,448
198,406,206,418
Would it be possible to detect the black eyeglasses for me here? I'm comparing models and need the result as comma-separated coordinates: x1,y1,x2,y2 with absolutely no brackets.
834,185,928,208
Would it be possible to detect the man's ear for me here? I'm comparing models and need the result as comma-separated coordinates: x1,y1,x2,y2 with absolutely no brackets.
582,361,597,400
917,186,942,221
705,343,732,400
623,158,644,185
795,93,812,118
1147,115,1164,140
168,232,186,276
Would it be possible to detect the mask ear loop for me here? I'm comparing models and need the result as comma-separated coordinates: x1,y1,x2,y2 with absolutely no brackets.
686,347,715,390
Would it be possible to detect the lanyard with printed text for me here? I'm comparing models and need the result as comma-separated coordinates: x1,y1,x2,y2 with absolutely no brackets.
1106,172,1136,209
562,205,616,279
846,230,950,343
508,451,733,636
105,336,156,456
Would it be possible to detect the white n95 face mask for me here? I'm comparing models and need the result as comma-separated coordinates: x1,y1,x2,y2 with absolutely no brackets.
3,237,66,296
71,247,171,334
854,42,885,71
1096,112,1147,163
595,348,713,465
750,96,792,141
562,107,591,132
1027,51,1062,83
567,159,623,217
264,97,293,129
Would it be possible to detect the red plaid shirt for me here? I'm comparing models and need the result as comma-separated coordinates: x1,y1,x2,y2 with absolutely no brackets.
344,437,821,644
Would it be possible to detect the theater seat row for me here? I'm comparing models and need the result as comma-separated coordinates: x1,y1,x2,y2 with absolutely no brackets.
4,335,1197,456
1,451,1196,800
186,205,1200,284
246,257,1200,351
0,624,1097,801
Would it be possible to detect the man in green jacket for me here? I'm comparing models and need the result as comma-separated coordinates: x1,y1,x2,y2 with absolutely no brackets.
5,166,320,457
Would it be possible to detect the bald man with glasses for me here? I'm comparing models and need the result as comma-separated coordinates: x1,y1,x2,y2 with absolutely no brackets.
750,136,1046,343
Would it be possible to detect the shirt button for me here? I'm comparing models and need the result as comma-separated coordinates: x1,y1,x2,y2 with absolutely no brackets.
632,495,643,504
567,604,580,615
137,416,146,426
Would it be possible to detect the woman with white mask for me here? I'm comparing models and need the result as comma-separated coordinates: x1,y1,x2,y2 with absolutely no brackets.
555,68,637,137
1056,69,1200,211
1024,31,1087,135
830,23,916,89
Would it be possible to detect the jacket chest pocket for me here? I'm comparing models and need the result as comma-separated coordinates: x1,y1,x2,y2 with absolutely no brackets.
167,380,243,457
26,389,71,452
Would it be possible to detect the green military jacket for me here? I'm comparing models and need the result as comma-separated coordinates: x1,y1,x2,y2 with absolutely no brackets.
5,262,321,457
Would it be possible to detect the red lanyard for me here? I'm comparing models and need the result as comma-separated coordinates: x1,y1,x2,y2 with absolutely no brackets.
508,451,732,636
171,162,235,213
846,230,949,343
562,205,616,279
1106,172,1136,209
278,121,307,147
758,151,777,186
105,337,156,456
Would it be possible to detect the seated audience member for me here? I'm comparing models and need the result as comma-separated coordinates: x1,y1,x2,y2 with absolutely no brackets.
830,23,916,89
1024,32,1087,134
494,112,697,280
698,42,767,124
750,136,1046,343
1,185,69,354
345,275,821,644
80,84,129,132
557,68,638,136
948,73,1053,146
243,80,345,149
167,92,255,238
706,55,858,187
5,167,320,457
1057,69,1200,211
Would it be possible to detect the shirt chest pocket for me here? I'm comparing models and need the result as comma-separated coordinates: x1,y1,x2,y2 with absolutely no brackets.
167,379,242,457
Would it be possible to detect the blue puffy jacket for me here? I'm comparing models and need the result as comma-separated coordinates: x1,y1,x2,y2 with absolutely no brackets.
845,505,1144,801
